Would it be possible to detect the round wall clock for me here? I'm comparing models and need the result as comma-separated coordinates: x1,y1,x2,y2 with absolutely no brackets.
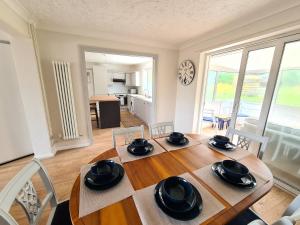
178,60,195,86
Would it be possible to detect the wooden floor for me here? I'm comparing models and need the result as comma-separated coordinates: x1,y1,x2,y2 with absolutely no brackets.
0,111,296,224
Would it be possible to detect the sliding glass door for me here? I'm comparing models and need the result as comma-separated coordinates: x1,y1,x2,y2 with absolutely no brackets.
201,50,242,136
200,33,300,192
262,40,300,191
233,46,275,134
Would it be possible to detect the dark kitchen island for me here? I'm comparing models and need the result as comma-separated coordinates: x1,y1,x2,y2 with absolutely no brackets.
90,95,120,129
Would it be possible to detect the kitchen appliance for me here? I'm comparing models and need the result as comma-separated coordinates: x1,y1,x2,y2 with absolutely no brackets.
130,88,137,94
115,94,127,106
112,73,126,83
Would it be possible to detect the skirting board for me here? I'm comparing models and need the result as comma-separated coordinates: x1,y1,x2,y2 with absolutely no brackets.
53,138,92,151
274,178,300,196
34,152,56,160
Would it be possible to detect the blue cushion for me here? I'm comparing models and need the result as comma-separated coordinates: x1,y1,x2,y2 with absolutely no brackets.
203,116,213,122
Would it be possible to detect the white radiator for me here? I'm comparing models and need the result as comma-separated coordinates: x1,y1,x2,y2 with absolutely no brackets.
52,61,79,140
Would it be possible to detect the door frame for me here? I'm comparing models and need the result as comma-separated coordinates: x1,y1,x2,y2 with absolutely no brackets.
229,41,279,135
198,32,300,141
79,46,158,144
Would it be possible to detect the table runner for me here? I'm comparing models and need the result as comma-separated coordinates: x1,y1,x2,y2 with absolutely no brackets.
193,164,268,206
116,140,166,163
204,138,253,160
79,157,135,218
133,173,225,225
155,135,201,152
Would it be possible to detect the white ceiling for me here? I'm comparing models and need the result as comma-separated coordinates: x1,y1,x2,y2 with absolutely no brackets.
85,52,153,65
18,0,300,46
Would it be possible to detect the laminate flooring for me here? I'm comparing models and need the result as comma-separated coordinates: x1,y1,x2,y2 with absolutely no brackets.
0,111,296,224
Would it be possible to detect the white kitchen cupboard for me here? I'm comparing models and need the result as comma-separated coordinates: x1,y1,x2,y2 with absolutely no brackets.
125,72,140,86
130,96,152,124
125,73,131,86
113,72,125,80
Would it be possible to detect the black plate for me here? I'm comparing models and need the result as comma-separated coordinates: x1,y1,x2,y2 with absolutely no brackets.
84,163,124,190
166,137,189,146
211,162,256,189
154,180,202,221
208,138,236,151
127,143,154,156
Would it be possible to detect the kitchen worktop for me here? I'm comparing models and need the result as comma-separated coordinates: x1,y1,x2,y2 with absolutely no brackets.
127,94,152,103
90,95,119,102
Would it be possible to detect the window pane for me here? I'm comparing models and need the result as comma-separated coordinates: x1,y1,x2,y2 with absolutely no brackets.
201,50,242,136
236,47,275,132
262,40,300,191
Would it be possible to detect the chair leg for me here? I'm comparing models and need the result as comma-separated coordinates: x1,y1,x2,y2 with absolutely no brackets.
95,108,100,128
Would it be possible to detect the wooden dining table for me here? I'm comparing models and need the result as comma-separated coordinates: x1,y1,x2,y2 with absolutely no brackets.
69,134,273,225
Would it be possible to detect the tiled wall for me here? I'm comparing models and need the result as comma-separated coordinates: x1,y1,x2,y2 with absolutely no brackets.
107,80,128,94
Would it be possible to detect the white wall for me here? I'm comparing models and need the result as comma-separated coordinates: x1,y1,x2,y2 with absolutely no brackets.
37,29,178,148
11,37,53,158
0,40,33,163
175,6,300,133
0,2,53,161
93,64,107,95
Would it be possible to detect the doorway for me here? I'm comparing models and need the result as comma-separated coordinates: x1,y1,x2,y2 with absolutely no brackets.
80,47,157,140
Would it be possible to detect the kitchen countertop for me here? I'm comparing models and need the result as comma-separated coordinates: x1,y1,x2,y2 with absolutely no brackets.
127,94,152,103
90,95,119,102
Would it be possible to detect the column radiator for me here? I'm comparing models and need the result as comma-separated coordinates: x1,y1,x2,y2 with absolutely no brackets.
52,61,79,140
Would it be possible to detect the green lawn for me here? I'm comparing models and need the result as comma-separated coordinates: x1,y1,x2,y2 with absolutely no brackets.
276,86,300,107
207,70,300,108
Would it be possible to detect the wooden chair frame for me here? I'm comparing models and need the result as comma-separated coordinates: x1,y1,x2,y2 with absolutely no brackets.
112,125,144,148
0,159,58,225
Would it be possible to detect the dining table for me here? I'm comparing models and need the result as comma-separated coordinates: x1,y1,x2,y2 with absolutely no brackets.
69,134,273,225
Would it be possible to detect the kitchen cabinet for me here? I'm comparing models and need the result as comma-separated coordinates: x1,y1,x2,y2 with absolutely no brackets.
125,72,140,86
113,73,125,80
127,95,132,111
130,95,152,124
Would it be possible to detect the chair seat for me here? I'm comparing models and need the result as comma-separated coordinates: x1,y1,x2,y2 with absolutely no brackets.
51,201,72,225
203,116,214,122
226,209,267,225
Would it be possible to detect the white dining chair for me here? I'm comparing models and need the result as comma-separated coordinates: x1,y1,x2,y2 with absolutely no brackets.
112,125,144,148
247,195,300,225
226,127,269,159
0,159,71,225
149,121,174,138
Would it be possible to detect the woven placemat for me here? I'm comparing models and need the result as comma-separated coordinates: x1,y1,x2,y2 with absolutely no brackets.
79,157,135,218
193,164,268,206
133,173,225,225
116,140,166,163
155,135,201,152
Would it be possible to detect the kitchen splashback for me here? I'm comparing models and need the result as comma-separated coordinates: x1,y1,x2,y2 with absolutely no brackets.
108,82,128,94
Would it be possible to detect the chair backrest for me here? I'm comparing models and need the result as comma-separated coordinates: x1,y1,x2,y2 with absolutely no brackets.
0,159,58,225
149,122,174,139
226,127,269,159
112,125,144,148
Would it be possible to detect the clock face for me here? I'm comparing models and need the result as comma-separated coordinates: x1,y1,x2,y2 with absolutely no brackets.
178,60,195,85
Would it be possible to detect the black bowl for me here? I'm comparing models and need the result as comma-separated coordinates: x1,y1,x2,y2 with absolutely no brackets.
131,138,148,151
155,180,203,220
160,176,195,211
221,160,249,180
169,132,184,143
91,160,115,180
213,135,230,145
